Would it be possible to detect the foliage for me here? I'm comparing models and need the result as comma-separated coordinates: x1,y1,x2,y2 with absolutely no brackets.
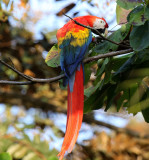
84,1,149,122
86,1,149,122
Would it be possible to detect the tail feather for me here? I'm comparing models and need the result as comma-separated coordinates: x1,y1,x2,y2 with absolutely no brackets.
58,65,84,160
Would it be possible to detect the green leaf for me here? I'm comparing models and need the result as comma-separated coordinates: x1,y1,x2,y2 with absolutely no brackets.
84,87,104,113
144,5,149,19
94,24,131,54
114,49,149,81
141,85,149,122
84,81,101,98
116,4,131,24
130,21,149,51
0,153,12,160
116,89,129,111
115,78,148,114
127,5,148,26
105,84,118,111
104,58,114,84
110,53,133,71
117,0,143,10
142,107,149,123
128,98,149,115
84,63,92,85
95,54,132,87
127,83,140,110
94,58,109,85
45,44,60,67
84,83,111,113
96,58,109,77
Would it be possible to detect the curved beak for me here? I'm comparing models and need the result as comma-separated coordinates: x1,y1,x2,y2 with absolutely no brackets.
92,28,108,37
104,28,108,37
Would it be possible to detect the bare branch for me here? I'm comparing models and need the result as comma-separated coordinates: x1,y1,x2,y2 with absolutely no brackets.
0,80,33,85
83,48,133,63
0,49,133,85
63,14,130,48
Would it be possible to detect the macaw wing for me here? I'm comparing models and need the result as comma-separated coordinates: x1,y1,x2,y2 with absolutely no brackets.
57,18,92,79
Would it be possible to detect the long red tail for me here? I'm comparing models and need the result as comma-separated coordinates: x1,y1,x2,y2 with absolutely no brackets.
58,65,84,160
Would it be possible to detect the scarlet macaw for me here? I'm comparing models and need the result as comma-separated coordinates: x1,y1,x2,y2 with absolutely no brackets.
56,15,108,160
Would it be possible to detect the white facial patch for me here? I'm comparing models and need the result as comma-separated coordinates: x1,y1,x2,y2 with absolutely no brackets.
93,18,106,29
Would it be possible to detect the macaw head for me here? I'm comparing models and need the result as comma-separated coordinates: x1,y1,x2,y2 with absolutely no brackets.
92,17,108,34
85,15,108,35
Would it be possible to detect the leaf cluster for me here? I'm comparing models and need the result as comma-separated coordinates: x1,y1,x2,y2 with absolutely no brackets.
84,0,149,122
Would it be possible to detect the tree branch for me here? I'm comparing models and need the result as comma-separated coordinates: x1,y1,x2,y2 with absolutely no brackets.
63,13,130,48
0,48,133,85
83,48,133,63
0,80,33,85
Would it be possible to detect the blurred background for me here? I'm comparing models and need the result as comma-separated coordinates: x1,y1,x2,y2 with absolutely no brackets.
0,0,149,160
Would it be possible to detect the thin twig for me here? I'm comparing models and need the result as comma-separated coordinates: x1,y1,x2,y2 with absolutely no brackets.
63,13,130,48
0,49,133,85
